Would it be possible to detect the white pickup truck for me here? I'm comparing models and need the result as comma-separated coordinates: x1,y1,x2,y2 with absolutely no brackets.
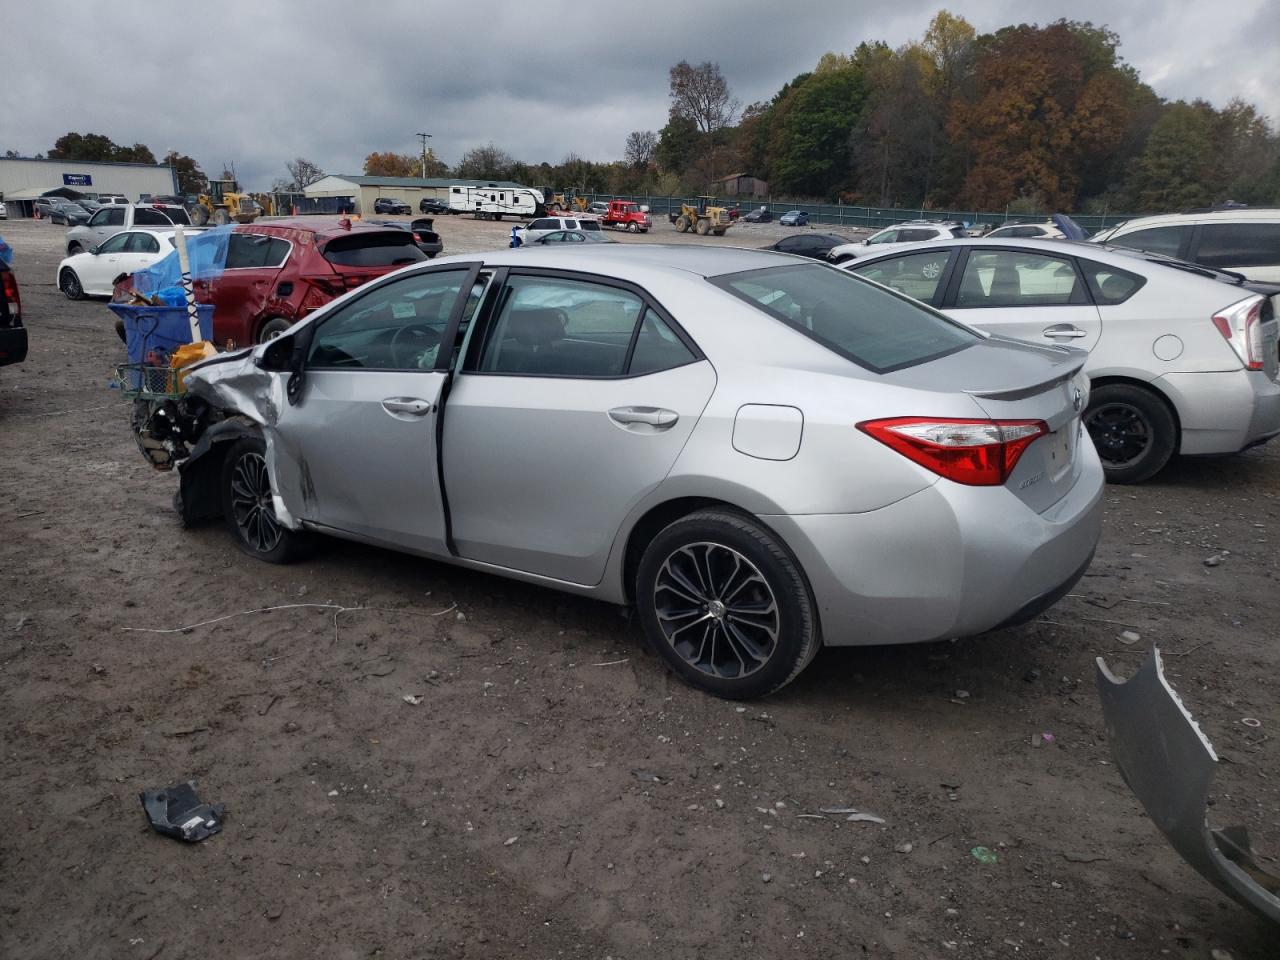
65,204,192,256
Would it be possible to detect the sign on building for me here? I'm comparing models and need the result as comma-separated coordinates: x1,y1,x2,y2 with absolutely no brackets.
62,174,93,186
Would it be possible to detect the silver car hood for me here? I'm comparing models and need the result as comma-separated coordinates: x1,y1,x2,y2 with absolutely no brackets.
1097,648,1280,923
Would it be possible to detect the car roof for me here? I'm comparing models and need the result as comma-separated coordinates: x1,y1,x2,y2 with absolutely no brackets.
1111,209,1280,228
235,217,408,241
436,243,798,278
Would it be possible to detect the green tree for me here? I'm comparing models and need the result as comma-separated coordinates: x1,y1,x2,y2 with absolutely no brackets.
1125,101,1219,210
655,112,699,177
163,151,207,195
767,63,867,197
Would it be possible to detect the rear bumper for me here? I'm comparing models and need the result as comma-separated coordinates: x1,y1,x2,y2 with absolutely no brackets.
1159,370,1280,455
764,443,1105,647
0,324,28,366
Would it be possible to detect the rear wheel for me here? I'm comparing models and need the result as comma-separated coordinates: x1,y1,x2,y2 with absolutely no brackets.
59,268,84,301
1084,383,1177,484
696,218,711,236
636,511,819,700
212,208,231,226
921,259,944,279
221,437,308,563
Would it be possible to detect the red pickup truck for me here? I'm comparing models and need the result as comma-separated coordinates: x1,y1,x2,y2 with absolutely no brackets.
600,200,652,233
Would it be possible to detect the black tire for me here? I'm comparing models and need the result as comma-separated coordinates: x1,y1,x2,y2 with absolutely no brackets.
59,268,84,301
1084,383,1177,484
212,208,231,226
190,205,210,226
627,222,639,233
221,437,308,563
256,317,292,343
695,218,711,236
67,242,83,255
674,215,690,233
636,510,819,699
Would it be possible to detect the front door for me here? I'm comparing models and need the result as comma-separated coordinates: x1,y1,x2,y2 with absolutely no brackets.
941,246,1102,353
442,270,716,585
273,264,481,556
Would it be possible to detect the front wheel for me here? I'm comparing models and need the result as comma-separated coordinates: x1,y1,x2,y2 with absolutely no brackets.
627,222,639,233
674,215,690,233
636,511,819,699
221,437,308,563
1084,383,1177,484
212,208,231,226
190,205,210,226
59,268,84,301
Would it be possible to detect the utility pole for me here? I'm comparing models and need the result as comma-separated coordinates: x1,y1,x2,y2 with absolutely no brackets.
416,132,433,179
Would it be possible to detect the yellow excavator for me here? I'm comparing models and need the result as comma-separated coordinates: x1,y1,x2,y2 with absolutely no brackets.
670,196,731,236
190,179,261,225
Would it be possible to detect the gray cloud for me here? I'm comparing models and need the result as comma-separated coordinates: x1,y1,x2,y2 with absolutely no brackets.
2,0,1275,189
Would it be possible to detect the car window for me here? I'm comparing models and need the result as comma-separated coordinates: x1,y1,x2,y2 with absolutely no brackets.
563,220,578,229
1196,222,1280,270
628,310,697,375
852,250,953,305
712,263,978,373
126,233,161,254
528,219,556,230
162,206,191,225
1110,225,1188,258
106,208,125,226
323,232,426,267
134,207,171,226
97,233,131,254
954,250,1085,308
1078,259,1146,305
867,230,899,245
776,237,803,252
88,210,110,227
225,234,290,269
579,220,601,231
308,269,469,371
948,227,968,238
898,228,936,242
477,274,645,377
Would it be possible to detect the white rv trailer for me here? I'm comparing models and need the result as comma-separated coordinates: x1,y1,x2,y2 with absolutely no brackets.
446,184,544,220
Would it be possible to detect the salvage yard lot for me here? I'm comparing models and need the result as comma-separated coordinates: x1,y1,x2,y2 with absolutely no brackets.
1,216,1277,958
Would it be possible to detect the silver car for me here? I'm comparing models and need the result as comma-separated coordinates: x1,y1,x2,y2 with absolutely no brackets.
843,238,1280,483
157,246,1103,699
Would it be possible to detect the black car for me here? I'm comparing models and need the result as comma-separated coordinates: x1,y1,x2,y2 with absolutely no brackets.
49,199,91,225
419,197,449,215
365,218,443,258
373,197,412,215
760,232,853,260
0,259,27,370
741,207,772,223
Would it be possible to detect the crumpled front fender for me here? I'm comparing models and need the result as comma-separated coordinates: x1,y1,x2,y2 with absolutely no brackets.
1097,648,1280,923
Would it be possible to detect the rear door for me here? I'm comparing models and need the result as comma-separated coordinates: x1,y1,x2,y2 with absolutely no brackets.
940,246,1103,353
209,232,292,344
1189,221,1280,282
272,264,484,555
442,269,716,585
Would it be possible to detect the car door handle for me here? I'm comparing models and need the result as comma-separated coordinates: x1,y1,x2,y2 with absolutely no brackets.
381,397,434,417
1042,324,1088,339
609,406,679,428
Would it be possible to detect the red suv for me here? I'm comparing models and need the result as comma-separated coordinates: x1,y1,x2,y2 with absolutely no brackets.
118,218,427,346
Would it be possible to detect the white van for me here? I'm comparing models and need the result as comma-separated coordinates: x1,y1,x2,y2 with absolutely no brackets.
1092,209,1280,282
447,184,543,220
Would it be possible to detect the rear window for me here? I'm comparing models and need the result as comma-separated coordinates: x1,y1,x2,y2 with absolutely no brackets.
711,263,978,373
323,232,427,267
1196,222,1280,270
1079,259,1146,305
578,220,601,231
134,207,172,226
1111,225,1189,258
226,233,292,269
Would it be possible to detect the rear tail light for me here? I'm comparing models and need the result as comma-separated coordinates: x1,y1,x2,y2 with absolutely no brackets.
2,269,20,321
1212,296,1265,370
858,417,1048,486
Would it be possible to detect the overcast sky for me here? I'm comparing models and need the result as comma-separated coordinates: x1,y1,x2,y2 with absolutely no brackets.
4,0,1277,190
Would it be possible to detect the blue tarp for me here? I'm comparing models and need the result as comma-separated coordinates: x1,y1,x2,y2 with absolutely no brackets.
0,235,12,266
131,225,233,299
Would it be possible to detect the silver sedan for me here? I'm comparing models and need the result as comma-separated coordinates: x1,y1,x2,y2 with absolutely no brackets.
158,246,1103,699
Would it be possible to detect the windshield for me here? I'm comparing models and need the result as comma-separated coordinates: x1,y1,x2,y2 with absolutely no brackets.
323,232,427,267
710,263,979,373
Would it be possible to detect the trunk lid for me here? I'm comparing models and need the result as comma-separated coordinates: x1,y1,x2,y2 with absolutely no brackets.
886,335,1090,512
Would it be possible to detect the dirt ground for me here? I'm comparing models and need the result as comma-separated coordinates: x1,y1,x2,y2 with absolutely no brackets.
1,214,1277,959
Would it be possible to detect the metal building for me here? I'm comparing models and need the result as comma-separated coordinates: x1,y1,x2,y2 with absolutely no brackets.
0,157,178,217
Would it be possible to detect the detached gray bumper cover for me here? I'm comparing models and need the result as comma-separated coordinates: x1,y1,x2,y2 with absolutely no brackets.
1096,648,1280,923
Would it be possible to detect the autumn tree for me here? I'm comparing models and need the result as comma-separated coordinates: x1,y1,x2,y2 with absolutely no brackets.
624,130,658,168
363,152,419,177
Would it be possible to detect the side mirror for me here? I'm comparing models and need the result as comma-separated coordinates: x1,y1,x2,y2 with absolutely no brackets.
256,333,295,372
89,246,99,255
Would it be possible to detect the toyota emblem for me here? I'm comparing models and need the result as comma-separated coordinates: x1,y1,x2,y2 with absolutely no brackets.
1072,386,1083,412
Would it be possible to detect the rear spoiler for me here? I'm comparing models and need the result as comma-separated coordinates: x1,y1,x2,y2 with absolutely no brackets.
964,346,1087,401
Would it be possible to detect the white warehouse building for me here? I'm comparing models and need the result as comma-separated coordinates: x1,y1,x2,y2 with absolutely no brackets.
305,174,530,216
0,157,178,218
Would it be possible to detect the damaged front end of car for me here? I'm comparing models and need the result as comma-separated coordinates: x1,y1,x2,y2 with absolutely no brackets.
131,337,304,531
1097,647,1280,923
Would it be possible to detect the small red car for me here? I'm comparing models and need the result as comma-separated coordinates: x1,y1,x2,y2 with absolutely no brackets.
116,218,427,346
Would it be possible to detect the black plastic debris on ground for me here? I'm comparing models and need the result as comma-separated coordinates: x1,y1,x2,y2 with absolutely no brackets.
140,782,225,842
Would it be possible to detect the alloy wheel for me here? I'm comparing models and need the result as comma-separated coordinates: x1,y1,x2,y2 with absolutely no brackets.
1086,402,1151,467
229,451,283,553
653,542,780,679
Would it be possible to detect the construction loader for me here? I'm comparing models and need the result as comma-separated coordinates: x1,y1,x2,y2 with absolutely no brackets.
190,179,261,226
669,196,732,236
